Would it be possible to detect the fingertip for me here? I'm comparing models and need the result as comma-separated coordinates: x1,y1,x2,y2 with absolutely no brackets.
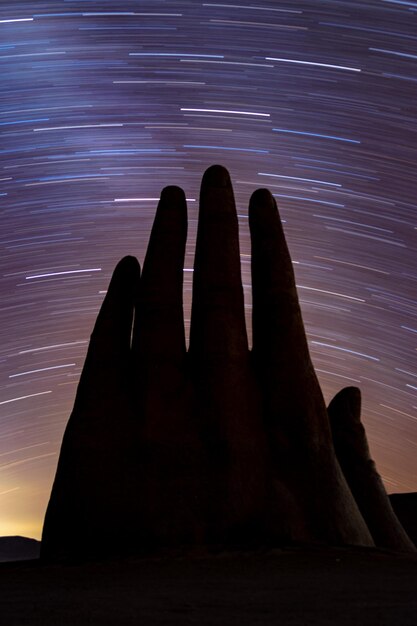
329,386,362,419
102,258,140,317
116,255,140,272
345,386,362,403
250,187,276,207
201,164,232,189
160,185,186,204
190,165,247,356
111,255,141,288
249,188,278,227
199,165,235,220
154,186,187,233
332,385,362,403
133,183,188,363
91,256,139,354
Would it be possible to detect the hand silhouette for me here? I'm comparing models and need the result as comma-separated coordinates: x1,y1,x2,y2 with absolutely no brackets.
42,165,414,560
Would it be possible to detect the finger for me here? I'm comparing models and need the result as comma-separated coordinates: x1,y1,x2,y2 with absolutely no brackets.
249,189,326,431
132,185,187,368
328,387,415,552
128,187,209,547
76,255,140,406
249,190,374,546
249,190,310,374
189,164,248,358
42,256,141,560
189,166,267,543
93,255,139,352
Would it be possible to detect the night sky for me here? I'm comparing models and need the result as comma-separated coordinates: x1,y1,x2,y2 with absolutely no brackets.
0,0,416,540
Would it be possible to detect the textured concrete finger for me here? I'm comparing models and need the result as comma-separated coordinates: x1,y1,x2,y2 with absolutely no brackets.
132,186,187,366
249,189,373,547
189,164,248,359
329,387,415,552
249,189,318,421
189,166,267,545
130,187,208,548
42,256,142,561
76,255,140,408
130,185,190,475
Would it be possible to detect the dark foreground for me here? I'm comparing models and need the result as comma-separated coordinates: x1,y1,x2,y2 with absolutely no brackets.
1,547,417,625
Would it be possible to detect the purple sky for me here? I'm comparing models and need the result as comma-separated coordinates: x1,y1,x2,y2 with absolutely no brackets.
0,0,416,539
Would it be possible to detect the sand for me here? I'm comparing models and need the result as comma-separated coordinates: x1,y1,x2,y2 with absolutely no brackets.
1,546,417,625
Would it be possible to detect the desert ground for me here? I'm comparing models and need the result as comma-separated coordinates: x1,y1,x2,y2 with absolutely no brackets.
1,546,417,625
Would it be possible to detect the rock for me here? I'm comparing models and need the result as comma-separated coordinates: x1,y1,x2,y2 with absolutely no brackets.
249,188,373,547
41,257,143,560
328,387,415,552
0,536,40,562
390,493,417,547
45,166,410,562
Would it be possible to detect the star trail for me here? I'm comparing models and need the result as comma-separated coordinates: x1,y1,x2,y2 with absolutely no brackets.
0,1,416,539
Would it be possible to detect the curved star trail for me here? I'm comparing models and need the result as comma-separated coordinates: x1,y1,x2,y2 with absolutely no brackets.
0,1,416,539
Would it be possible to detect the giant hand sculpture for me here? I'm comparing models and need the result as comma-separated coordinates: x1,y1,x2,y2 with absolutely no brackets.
41,166,414,560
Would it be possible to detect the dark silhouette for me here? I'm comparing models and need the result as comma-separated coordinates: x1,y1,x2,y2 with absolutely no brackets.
0,537,40,563
390,493,417,547
41,165,414,560
328,387,415,552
